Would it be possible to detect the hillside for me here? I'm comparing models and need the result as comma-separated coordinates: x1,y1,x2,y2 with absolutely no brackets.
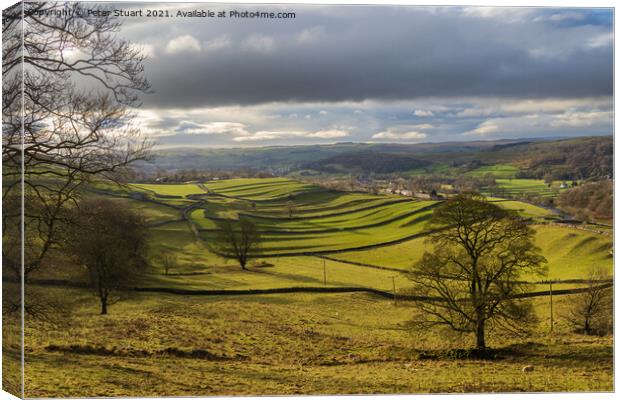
142,136,612,183
25,177,614,396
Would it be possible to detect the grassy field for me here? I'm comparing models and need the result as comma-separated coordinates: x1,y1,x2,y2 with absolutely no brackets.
329,224,612,280
204,178,319,201
20,177,613,397
131,183,206,197
492,199,557,219
141,179,609,276
22,288,613,397
466,164,519,179
105,197,182,223
491,179,568,198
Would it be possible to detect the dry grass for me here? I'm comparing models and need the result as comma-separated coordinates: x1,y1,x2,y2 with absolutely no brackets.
23,287,613,397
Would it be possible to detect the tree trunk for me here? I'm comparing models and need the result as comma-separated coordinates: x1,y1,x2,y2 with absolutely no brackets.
100,296,108,315
475,318,486,349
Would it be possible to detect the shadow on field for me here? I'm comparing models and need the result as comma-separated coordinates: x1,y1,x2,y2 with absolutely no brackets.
414,340,612,362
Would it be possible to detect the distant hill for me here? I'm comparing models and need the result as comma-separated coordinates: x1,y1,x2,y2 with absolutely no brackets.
303,151,431,173
139,136,612,180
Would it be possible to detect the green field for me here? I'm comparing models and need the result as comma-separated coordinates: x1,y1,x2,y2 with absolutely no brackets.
329,224,612,280
131,183,206,197
466,164,519,179
491,179,568,198
22,177,613,397
492,199,557,219
105,197,182,223
138,179,609,276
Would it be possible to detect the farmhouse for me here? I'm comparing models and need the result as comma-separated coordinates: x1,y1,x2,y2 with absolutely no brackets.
414,192,432,199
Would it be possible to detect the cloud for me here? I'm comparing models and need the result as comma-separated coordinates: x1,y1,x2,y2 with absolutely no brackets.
548,11,585,22
137,94,612,148
241,34,275,53
463,121,500,136
165,35,201,54
296,26,325,44
177,121,249,136
588,32,613,48
550,111,612,128
310,129,349,138
203,35,232,52
414,109,434,117
234,128,349,142
456,97,612,118
408,123,435,130
133,6,611,108
131,43,155,58
372,127,428,140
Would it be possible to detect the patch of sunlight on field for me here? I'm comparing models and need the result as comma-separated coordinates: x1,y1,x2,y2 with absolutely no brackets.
131,183,206,197
531,225,613,280
494,200,556,218
331,224,612,282
201,210,434,255
204,178,317,200
493,179,568,198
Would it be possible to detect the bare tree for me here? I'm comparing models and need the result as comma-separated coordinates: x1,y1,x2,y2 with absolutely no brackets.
409,193,547,349
2,3,151,301
68,198,148,315
216,218,261,270
562,267,613,335
159,254,177,275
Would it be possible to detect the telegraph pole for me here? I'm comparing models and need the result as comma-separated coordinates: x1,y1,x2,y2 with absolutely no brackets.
323,258,327,285
549,282,554,333
392,276,397,305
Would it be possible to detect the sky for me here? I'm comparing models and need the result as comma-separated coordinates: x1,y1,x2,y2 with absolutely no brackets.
113,4,613,148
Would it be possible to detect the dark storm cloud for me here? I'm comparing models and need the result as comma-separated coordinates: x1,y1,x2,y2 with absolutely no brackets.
121,5,613,108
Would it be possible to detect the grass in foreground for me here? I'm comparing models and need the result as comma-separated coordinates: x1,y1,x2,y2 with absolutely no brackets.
23,288,613,397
